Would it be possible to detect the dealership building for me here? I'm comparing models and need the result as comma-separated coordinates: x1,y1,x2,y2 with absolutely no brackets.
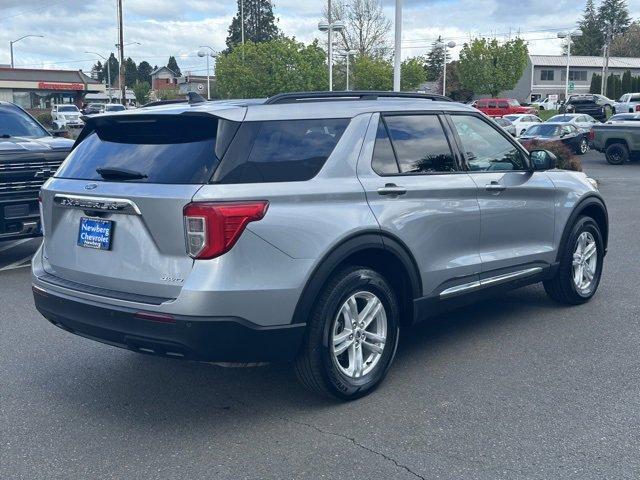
0,67,105,110
504,55,640,102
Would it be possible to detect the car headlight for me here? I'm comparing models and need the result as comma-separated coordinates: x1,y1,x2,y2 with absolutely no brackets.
586,177,598,191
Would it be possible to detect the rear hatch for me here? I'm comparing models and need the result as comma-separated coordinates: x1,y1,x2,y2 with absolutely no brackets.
40,111,242,301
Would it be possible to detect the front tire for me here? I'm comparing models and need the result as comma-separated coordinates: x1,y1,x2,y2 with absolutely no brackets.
544,216,604,305
294,266,400,400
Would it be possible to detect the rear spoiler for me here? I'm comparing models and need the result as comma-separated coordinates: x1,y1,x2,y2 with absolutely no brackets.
72,107,247,150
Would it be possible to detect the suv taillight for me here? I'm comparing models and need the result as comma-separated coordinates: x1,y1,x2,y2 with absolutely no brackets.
183,201,269,259
635,105,640,112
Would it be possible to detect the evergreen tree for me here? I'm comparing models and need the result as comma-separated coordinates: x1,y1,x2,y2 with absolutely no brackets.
424,37,448,82
225,0,280,51
124,57,138,88
589,73,601,94
137,61,153,84
106,53,119,87
167,56,181,76
91,61,104,82
573,0,604,56
598,0,631,38
621,70,632,94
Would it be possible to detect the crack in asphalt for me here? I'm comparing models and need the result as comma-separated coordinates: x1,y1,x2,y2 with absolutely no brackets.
227,392,425,479
275,416,427,480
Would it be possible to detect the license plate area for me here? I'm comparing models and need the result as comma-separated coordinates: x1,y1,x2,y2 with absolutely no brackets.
77,217,113,250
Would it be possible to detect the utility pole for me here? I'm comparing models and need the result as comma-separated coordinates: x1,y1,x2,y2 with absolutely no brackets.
393,0,402,92
117,0,126,106
602,24,612,97
328,0,333,91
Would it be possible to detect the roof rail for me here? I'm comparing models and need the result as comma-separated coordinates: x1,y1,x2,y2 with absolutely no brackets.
264,91,452,105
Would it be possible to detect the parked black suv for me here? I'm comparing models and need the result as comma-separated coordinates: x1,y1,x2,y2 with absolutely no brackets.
0,102,73,240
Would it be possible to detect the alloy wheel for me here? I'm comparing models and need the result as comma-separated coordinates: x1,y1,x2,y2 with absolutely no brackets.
572,232,598,295
331,291,387,378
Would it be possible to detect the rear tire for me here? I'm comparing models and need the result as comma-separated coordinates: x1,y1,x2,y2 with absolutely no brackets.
605,142,629,165
544,216,604,305
294,266,400,400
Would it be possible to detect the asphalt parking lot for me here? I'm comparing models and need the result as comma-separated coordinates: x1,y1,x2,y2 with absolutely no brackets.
2,150,639,479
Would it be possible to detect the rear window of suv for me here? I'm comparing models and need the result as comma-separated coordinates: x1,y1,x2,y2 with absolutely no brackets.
55,115,240,184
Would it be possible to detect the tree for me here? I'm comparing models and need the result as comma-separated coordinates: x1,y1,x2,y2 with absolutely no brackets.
91,61,104,82
610,20,640,57
123,57,138,88
400,57,426,91
106,53,119,87
216,38,327,98
424,37,449,81
352,55,392,90
137,61,153,84
443,61,473,101
132,81,151,105
572,0,604,56
589,73,602,94
622,70,633,94
458,37,528,97
167,56,181,77
325,0,391,58
225,0,280,51
606,73,622,99
598,0,631,38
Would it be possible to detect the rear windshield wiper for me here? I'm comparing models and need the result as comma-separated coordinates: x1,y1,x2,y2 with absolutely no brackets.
96,167,148,180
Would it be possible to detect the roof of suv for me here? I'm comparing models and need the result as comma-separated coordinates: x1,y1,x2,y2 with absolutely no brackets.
100,92,475,122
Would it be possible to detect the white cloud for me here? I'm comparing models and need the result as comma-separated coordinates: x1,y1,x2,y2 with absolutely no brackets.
0,0,637,72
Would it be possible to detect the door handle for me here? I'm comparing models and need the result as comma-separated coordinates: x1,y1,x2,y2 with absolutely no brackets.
377,183,407,196
485,181,506,193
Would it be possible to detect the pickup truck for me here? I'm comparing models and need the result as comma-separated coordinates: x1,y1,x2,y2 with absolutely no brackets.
592,122,640,165
0,102,73,239
561,94,614,122
613,93,640,114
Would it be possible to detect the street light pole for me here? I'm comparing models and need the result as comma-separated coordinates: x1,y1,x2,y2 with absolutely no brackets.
318,12,344,92
393,0,402,92
198,46,216,100
85,51,112,102
439,40,456,96
9,34,44,68
558,30,582,100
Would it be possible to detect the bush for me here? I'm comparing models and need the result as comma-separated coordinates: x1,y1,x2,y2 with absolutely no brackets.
36,112,52,128
520,139,582,171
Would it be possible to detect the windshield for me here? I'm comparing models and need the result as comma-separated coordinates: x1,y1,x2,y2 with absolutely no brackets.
57,105,79,112
0,105,48,138
105,105,126,111
548,115,574,122
524,124,559,137
508,99,520,106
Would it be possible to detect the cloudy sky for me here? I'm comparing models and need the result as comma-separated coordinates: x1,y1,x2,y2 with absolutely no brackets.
1,0,638,75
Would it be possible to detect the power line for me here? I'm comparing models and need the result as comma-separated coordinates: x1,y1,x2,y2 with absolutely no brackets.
0,0,68,22
402,26,576,45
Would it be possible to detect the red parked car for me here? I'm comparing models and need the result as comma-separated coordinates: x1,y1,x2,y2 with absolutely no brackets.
474,98,538,117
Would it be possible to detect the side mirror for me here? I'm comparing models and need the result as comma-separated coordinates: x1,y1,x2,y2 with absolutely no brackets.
530,150,558,171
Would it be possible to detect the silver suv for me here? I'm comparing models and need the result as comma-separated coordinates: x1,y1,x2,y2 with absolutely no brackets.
32,92,608,399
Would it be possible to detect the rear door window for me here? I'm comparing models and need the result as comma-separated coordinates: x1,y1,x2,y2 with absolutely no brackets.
374,115,457,174
55,115,239,184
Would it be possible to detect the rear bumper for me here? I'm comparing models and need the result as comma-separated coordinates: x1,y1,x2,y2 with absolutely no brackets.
33,285,306,363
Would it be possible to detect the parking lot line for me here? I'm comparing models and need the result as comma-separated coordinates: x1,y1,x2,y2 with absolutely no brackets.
0,239,32,254
0,256,32,272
